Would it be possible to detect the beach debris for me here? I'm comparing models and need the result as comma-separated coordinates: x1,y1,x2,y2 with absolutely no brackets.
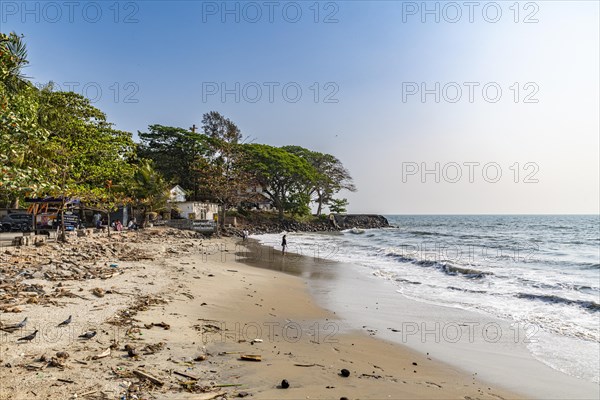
174,370,200,380
250,338,263,344
194,354,207,362
280,379,290,389
294,363,320,367
240,354,261,362
141,342,165,355
92,347,111,360
237,392,250,398
16,329,38,342
91,287,105,297
57,315,72,327
133,369,164,386
143,321,170,330
78,330,97,339
56,351,69,359
412,362,418,366
48,356,66,369
340,368,351,377
340,397,349,400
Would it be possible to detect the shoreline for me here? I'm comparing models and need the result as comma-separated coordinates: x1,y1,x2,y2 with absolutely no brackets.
1,229,522,399
247,234,600,399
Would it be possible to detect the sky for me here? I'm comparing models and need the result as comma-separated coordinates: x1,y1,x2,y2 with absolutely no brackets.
1,0,599,214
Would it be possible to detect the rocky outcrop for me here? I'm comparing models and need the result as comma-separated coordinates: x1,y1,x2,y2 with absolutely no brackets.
222,214,389,236
333,214,389,230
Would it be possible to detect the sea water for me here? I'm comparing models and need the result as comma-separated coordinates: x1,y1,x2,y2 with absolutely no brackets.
252,215,600,383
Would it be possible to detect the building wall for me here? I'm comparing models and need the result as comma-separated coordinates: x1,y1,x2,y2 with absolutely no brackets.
169,186,187,203
174,202,219,220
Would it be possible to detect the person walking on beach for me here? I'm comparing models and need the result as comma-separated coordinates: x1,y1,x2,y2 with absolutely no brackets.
281,234,287,255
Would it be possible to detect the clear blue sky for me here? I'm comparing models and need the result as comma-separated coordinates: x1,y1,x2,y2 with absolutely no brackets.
2,1,598,214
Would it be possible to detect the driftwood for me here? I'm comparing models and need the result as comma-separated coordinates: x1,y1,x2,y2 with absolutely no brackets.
240,354,261,362
133,369,164,386
174,370,199,380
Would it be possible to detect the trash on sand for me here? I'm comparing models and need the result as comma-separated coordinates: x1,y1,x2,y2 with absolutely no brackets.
239,354,261,362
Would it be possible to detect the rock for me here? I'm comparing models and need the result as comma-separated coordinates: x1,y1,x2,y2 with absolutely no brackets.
280,379,290,389
340,368,350,377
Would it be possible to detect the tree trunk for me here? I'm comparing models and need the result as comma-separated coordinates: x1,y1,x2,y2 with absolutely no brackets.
219,202,226,229
59,202,66,242
107,211,111,237
11,198,19,209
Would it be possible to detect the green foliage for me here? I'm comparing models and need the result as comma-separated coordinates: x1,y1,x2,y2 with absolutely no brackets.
0,32,356,221
328,198,349,214
282,145,356,215
130,161,170,212
201,111,242,144
286,192,311,217
242,144,317,219
137,124,209,200
1,33,51,204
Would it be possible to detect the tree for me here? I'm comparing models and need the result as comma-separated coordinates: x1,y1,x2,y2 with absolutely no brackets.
137,125,209,200
0,33,52,208
37,90,137,238
199,112,250,229
282,146,356,215
201,111,242,144
129,160,170,226
242,144,317,220
328,198,349,214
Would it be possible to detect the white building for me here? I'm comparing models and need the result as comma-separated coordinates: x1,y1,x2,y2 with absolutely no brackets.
240,185,273,211
168,186,219,221
169,185,187,203
174,202,219,221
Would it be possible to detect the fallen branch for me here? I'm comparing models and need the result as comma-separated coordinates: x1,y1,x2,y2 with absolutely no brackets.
133,369,164,386
174,370,199,380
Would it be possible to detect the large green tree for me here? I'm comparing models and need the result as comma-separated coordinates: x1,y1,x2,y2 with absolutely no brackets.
282,145,356,215
0,33,50,207
242,144,317,220
137,125,209,200
198,112,252,227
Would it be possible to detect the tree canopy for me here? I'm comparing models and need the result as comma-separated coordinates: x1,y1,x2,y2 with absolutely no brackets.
1,32,357,222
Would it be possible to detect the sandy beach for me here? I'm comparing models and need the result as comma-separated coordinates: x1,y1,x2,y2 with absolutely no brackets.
1,228,523,399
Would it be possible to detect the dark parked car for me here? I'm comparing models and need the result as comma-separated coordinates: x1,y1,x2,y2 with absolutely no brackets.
0,213,33,232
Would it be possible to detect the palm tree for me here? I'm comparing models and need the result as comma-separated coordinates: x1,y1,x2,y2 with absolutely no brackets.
132,161,170,226
0,32,30,92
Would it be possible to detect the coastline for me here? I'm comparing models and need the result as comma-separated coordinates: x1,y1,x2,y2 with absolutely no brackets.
247,235,600,399
1,229,522,399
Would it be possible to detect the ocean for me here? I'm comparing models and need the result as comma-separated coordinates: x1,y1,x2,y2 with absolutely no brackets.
251,215,600,384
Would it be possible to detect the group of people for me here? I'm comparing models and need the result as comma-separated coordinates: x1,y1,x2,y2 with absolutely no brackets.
92,212,138,231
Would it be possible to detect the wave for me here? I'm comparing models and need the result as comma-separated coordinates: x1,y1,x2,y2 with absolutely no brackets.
440,263,492,279
447,286,488,294
406,230,453,237
516,293,600,312
579,263,600,270
382,249,492,279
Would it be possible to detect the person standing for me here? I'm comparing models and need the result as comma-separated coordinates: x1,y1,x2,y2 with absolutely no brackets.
281,234,287,255
93,212,102,229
